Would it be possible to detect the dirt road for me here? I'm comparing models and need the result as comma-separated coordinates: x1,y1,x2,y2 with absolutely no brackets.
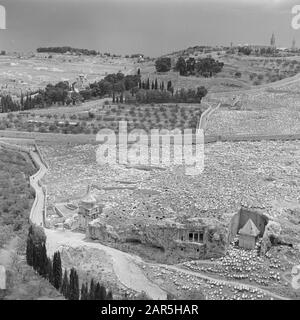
45,229,167,300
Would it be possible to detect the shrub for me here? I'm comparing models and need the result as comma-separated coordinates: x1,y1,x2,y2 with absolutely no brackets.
155,57,171,72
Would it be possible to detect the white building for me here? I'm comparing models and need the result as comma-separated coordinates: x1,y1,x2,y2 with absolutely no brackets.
238,219,260,250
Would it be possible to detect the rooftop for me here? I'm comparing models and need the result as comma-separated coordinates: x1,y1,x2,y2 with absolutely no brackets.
239,219,260,237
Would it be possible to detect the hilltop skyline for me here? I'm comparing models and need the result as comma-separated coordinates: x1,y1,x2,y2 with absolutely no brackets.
0,0,299,56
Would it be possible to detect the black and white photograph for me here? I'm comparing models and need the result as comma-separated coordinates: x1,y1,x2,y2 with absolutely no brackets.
0,0,300,308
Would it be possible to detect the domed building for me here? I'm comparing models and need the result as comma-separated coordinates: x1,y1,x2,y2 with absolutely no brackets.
78,193,104,231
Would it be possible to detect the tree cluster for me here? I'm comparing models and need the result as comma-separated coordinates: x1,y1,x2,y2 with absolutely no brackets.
138,78,174,94
1,95,21,113
88,73,140,99
25,226,113,300
238,46,277,57
37,47,98,56
174,56,224,77
136,86,207,104
155,57,172,72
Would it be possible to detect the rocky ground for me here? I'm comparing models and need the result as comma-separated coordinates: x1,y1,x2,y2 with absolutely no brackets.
41,140,300,229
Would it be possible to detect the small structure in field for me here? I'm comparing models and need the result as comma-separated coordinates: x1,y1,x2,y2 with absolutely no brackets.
238,218,260,250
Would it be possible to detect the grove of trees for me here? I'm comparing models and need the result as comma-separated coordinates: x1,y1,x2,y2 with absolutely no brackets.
26,225,114,300
37,47,98,55
136,86,207,104
174,56,224,77
155,57,172,72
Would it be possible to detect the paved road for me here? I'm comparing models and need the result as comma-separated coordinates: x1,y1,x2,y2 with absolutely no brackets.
29,151,48,226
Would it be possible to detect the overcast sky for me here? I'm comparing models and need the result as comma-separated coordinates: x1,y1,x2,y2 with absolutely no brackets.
0,0,299,56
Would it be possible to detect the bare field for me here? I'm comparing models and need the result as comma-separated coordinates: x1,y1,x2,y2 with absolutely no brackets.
0,54,135,96
205,80,300,136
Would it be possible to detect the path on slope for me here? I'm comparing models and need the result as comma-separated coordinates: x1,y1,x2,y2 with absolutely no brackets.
45,229,167,300
29,151,48,226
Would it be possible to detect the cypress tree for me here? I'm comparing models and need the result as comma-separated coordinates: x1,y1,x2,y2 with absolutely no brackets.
100,284,107,300
74,269,80,300
112,91,115,103
151,81,155,90
69,268,79,300
32,243,40,273
137,68,140,75
161,81,165,91
146,78,150,90
95,282,101,300
47,257,53,285
26,234,34,267
61,269,69,299
154,78,158,90
106,290,113,300
53,251,62,290
69,269,74,300
20,93,24,109
89,278,95,300
80,282,88,300
40,243,48,278
120,93,124,103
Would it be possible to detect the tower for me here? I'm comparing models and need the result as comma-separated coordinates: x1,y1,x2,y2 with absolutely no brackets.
270,32,276,48
292,38,296,51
